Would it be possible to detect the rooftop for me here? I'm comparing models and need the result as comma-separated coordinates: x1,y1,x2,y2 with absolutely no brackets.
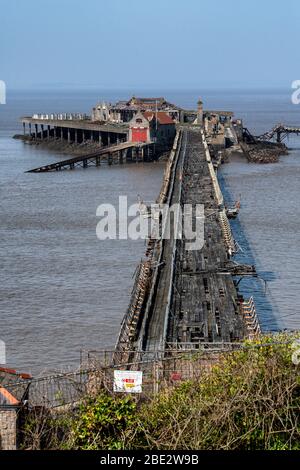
113,96,180,111
143,111,175,125
0,367,32,407
0,387,20,406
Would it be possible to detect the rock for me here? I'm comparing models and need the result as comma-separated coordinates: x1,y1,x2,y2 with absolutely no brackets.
240,141,288,164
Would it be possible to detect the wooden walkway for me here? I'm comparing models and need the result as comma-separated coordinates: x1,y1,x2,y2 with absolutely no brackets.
144,129,245,350
157,129,245,346
27,142,154,173
256,123,300,142
115,128,257,362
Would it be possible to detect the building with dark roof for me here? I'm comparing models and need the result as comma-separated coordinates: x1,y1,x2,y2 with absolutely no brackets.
108,96,181,123
128,110,176,152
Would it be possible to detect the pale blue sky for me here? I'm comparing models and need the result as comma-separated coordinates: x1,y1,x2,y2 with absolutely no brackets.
0,0,299,90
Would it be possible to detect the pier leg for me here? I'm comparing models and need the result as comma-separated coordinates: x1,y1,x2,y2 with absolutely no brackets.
108,154,112,165
107,133,111,146
29,123,32,138
96,156,101,166
82,130,85,143
61,128,64,141
47,125,50,140
68,128,71,143
41,124,44,140
23,122,26,136
35,124,38,140
99,132,102,147
136,147,140,162
75,129,78,144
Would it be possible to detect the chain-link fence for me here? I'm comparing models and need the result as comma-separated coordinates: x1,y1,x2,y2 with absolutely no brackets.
4,339,297,409
3,346,236,408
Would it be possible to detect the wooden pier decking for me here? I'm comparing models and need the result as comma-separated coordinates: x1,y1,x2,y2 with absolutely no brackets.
167,129,245,344
27,141,155,172
115,128,257,360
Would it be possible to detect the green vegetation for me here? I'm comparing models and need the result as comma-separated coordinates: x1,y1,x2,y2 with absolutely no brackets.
23,334,300,450
69,394,136,450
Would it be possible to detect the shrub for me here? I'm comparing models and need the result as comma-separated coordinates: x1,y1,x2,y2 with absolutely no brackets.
22,333,300,450
68,392,137,450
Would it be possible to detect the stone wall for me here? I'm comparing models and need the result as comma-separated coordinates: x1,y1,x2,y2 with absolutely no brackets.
0,408,17,450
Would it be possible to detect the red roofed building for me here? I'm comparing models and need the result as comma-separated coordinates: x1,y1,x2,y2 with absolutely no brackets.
143,111,175,125
129,112,151,143
129,111,176,152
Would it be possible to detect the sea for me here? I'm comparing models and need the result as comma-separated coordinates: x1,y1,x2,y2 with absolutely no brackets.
0,88,299,374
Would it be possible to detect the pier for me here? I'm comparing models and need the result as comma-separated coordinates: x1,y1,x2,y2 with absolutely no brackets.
21,115,129,146
20,98,239,173
256,123,300,143
115,126,259,361
27,141,155,172
21,97,261,358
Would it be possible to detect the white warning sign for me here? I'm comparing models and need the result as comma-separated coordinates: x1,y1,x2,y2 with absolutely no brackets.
113,370,143,393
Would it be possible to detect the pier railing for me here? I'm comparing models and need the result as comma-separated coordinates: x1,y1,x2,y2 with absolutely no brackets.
202,129,236,254
31,113,90,121
241,297,261,339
